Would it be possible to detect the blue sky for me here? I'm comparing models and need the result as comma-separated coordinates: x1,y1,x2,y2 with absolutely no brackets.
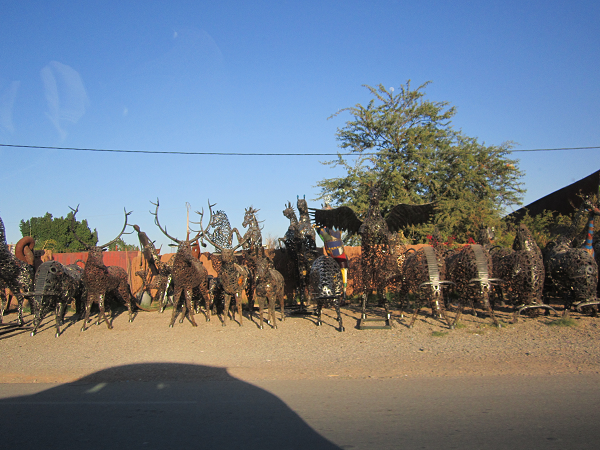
1,0,598,250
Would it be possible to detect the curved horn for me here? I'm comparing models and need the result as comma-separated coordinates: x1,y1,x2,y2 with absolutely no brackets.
195,204,223,252
98,208,132,249
15,236,35,264
150,198,181,244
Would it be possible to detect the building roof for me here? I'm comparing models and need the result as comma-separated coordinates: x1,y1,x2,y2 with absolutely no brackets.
507,169,600,222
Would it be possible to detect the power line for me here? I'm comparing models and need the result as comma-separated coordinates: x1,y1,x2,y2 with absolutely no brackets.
1,143,599,156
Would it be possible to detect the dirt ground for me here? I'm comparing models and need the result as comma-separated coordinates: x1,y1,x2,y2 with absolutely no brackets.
1,301,599,384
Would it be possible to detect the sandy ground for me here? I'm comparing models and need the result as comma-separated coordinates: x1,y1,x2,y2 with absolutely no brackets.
1,302,599,384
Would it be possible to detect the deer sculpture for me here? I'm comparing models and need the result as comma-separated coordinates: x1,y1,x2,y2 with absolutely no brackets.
311,183,436,328
196,201,250,326
151,200,212,327
544,197,600,314
69,206,139,331
0,218,35,326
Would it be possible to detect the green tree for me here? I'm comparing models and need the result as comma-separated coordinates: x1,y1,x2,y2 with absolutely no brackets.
316,81,525,243
107,237,138,251
20,211,98,252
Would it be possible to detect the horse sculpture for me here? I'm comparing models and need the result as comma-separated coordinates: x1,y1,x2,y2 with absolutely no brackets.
197,201,250,326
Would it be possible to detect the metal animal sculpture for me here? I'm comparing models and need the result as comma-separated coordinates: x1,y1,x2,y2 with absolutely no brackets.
311,183,435,327
252,248,285,329
238,206,264,315
282,197,321,309
29,261,86,337
445,228,503,326
151,200,212,327
197,202,250,326
491,223,549,321
69,206,138,331
400,244,454,328
309,255,345,331
0,216,34,325
133,224,172,310
544,198,600,314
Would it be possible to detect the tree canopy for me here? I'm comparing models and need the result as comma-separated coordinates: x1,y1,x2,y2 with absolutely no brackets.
316,81,525,243
20,211,98,252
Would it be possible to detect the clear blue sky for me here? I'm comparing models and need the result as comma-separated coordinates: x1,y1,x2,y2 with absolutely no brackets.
1,0,598,250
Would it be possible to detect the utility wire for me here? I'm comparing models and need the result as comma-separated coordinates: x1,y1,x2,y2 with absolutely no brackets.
1,143,599,156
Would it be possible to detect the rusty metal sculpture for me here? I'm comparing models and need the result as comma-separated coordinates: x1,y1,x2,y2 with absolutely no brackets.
446,228,503,327
69,206,138,331
133,224,172,311
151,200,212,327
491,223,550,321
252,247,285,329
400,243,454,328
238,206,264,316
0,216,34,325
309,254,345,331
197,201,250,326
30,260,86,337
544,198,600,314
311,183,435,328
282,197,321,309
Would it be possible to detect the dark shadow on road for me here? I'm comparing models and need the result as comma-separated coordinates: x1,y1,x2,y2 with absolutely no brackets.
0,363,342,450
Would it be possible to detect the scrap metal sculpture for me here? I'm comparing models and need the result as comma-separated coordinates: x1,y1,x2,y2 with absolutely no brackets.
281,198,321,309
151,200,212,327
252,247,285,329
446,228,503,327
197,201,250,326
29,260,86,337
311,183,435,328
0,216,34,325
400,243,454,328
544,198,600,314
133,224,172,311
69,206,139,330
309,254,345,331
491,223,550,321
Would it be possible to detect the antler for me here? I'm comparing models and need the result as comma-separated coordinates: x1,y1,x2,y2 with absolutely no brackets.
68,205,91,250
98,208,132,249
196,201,250,252
150,198,181,244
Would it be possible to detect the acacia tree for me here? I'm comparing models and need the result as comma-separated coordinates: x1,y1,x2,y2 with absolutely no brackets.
316,81,525,243
20,211,98,252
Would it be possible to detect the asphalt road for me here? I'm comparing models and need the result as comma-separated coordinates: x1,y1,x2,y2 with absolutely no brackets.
0,364,598,449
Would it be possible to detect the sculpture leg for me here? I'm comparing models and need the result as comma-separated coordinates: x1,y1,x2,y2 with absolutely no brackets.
361,291,368,320
222,294,231,326
257,296,264,329
98,294,112,329
184,289,197,327
334,299,344,332
268,295,277,329
279,293,285,322
81,295,93,331
169,290,182,327
236,292,243,327
200,282,211,322
316,300,323,326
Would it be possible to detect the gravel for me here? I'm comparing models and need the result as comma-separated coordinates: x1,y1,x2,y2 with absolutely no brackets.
1,303,599,384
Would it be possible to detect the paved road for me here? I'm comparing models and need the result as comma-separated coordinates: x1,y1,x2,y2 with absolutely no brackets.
0,364,598,449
